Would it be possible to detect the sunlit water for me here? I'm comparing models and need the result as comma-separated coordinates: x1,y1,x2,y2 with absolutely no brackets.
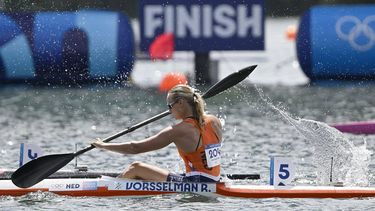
2,18,375,210
1,84,375,210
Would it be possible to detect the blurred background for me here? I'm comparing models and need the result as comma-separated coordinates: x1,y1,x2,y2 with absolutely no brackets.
0,0,375,87
0,0,374,87
1,0,373,17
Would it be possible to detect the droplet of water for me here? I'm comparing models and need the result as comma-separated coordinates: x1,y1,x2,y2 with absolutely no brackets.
232,126,237,135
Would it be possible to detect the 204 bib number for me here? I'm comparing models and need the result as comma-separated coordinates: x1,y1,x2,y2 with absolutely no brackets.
205,143,221,168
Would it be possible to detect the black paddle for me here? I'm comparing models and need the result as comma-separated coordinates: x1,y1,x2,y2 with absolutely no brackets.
11,65,257,188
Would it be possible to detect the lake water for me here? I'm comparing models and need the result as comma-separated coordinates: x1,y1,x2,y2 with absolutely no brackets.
1,18,375,210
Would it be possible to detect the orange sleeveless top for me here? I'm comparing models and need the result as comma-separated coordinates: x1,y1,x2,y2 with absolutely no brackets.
177,116,221,178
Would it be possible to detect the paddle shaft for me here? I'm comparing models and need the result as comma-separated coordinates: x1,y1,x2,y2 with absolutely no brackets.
76,110,170,156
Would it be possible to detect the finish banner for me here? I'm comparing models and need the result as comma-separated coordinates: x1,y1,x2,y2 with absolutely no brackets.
139,0,265,52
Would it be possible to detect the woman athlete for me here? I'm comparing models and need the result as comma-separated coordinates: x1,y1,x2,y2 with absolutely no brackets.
93,84,222,182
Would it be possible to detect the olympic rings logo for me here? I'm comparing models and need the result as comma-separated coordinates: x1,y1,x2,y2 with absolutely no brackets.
50,184,65,190
335,15,375,52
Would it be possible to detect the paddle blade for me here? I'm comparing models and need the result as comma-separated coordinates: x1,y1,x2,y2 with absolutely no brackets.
11,153,75,188
203,65,257,99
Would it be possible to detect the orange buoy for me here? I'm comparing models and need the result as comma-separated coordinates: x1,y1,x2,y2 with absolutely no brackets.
286,25,297,41
159,72,188,92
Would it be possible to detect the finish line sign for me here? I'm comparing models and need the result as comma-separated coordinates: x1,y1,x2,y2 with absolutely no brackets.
139,0,264,51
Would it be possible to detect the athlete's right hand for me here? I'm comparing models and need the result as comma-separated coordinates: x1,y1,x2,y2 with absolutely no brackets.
92,138,105,148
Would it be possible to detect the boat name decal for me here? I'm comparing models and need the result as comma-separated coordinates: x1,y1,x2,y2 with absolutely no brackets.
109,181,216,193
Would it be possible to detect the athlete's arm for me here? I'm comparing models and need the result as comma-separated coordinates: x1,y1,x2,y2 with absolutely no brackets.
92,126,175,154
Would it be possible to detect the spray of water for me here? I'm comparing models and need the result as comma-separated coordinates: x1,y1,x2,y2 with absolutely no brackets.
255,86,371,186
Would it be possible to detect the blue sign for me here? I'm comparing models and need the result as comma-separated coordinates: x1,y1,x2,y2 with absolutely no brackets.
297,5,375,81
0,10,135,84
139,0,265,52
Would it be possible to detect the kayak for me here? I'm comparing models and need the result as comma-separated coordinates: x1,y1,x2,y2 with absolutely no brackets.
330,121,375,135
2,170,375,198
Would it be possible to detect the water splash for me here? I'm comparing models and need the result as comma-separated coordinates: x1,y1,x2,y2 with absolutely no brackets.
279,111,372,186
256,86,372,186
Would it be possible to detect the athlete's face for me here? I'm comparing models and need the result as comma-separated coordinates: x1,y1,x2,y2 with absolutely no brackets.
167,94,181,119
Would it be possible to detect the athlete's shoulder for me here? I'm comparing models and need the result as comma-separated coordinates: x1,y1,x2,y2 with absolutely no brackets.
204,114,221,125
172,120,197,133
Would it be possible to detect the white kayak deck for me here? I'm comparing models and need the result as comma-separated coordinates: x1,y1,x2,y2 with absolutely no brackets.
1,170,375,198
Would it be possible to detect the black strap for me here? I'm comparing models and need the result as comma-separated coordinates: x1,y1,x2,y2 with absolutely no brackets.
195,135,202,151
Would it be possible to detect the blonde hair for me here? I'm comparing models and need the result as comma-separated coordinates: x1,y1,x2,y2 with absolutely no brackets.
168,85,205,127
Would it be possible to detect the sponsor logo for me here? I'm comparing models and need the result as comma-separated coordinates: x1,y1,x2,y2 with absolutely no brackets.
82,181,98,190
335,15,375,51
115,182,122,190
